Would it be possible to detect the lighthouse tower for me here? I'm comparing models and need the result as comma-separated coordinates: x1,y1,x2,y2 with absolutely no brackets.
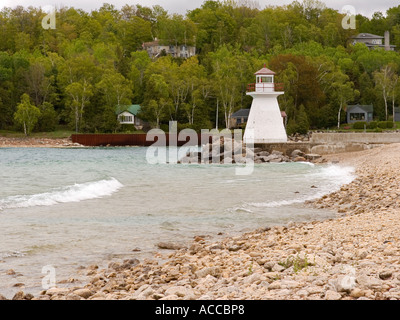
243,65,288,144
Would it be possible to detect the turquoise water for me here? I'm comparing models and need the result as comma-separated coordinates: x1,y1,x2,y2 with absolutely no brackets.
0,147,354,298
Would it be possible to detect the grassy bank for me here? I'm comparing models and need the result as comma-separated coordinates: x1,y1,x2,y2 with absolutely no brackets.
322,121,400,133
0,126,147,139
0,126,74,139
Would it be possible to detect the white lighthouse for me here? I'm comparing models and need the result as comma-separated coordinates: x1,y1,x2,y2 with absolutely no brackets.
243,65,288,144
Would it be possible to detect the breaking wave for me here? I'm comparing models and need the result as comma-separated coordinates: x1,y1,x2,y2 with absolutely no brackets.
240,165,355,209
0,178,123,210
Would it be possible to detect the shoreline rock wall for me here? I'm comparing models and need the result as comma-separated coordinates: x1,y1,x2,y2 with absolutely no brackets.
0,137,82,148
178,136,324,165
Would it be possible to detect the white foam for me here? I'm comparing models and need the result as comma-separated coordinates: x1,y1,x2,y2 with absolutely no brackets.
230,207,254,213
0,251,26,259
296,161,315,167
317,164,355,180
243,165,356,209
0,178,123,210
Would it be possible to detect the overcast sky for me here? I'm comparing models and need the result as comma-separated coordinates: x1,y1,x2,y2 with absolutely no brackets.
0,0,398,17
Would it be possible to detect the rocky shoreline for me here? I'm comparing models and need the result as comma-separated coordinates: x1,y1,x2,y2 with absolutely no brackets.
179,136,324,164
0,136,82,148
3,143,400,300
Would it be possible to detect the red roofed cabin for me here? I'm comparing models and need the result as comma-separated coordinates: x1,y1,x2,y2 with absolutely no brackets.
247,64,284,93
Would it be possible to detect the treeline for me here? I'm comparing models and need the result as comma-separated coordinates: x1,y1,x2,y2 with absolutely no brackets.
1,0,400,134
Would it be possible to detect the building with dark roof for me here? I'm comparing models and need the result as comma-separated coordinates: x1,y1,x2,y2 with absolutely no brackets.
230,108,287,128
347,105,374,123
142,38,196,59
351,31,396,51
395,107,400,122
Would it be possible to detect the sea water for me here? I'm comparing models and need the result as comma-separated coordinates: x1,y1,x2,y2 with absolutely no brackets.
0,147,355,298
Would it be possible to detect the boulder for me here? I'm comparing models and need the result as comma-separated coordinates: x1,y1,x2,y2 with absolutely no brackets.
335,275,357,293
73,288,93,299
179,156,192,164
304,154,322,161
156,242,186,250
66,293,83,300
121,258,140,269
379,271,392,280
164,286,195,298
257,151,270,157
271,263,285,272
259,156,270,163
234,156,247,164
222,156,234,164
195,267,222,278
264,154,282,162
243,148,255,159
357,274,383,290
189,156,200,164
131,284,154,300
12,291,25,300
291,149,305,158
45,287,70,296
243,273,261,285
325,290,342,300
294,156,307,162
350,288,366,298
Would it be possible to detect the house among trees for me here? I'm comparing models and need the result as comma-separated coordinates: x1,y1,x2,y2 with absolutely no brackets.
395,108,400,122
351,31,396,51
116,105,144,130
142,38,196,59
230,109,250,128
347,105,374,123
230,108,287,128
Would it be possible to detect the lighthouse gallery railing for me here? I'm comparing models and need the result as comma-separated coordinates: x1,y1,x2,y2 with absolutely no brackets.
246,83,284,92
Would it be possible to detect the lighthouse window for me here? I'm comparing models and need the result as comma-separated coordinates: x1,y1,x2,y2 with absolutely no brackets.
259,76,273,83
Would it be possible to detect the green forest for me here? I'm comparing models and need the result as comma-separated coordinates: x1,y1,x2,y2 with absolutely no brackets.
1,0,400,135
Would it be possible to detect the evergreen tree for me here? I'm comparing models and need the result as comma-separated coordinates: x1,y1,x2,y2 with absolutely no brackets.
296,104,310,134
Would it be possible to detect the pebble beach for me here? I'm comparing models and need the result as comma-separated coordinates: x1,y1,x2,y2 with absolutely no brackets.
0,137,79,148
2,141,400,300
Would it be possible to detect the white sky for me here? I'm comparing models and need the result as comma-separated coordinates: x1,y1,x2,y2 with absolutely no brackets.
0,0,398,17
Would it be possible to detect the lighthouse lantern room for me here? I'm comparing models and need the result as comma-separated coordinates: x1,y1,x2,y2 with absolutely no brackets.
255,65,275,93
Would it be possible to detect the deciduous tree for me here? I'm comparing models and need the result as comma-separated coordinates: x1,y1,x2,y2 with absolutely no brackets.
65,80,93,132
374,63,399,121
14,93,41,136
